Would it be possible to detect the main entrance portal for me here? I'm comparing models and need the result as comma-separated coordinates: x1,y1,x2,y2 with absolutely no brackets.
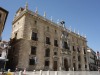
64,59,68,71
53,61,57,71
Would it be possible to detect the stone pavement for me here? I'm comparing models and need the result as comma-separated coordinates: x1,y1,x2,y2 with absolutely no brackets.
0,71,100,75
26,71,100,75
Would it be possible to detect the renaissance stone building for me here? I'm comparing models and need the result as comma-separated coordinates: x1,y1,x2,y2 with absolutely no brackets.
0,7,8,70
0,7,8,39
7,4,89,71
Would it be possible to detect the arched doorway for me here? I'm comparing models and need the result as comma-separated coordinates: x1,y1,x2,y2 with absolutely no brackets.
64,58,68,71
53,61,57,71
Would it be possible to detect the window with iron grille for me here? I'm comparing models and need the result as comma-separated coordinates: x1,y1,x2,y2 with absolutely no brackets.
84,57,87,62
31,32,38,41
45,60,49,66
54,40,58,47
45,48,50,57
46,37,50,45
73,46,75,51
63,42,69,49
31,46,36,55
84,48,86,54
78,56,81,61
29,59,35,65
78,64,81,68
85,65,87,68
77,47,80,52
54,52,57,55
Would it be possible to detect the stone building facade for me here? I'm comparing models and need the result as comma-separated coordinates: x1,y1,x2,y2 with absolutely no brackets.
0,41,9,70
7,4,89,71
0,7,8,38
87,47,98,71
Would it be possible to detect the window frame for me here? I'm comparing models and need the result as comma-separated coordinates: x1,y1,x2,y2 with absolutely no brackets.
31,32,38,41
31,46,36,55
54,39,58,47
29,59,35,65
45,60,49,66
45,48,50,57
46,37,50,45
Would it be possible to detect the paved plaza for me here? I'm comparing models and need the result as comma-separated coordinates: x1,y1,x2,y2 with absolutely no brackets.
1,71,99,75
27,71,100,75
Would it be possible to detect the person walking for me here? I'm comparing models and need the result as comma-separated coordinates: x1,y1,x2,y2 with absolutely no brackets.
1,70,5,75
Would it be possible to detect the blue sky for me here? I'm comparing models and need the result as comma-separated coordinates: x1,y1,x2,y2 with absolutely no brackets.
0,0,100,52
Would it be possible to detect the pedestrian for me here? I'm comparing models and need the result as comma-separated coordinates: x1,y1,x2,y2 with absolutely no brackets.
1,70,5,75
14,68,18,75
23,68,26,75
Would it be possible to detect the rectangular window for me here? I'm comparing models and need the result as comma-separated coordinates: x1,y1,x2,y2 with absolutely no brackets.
84,57,87,62
63,42,69,49
45,61,49,66
84,48,86,54
73,56,75,59
77,47,80,53
54,40,58,47
46,37,50,45
78,56,81,61
31,32,38,41
54,52,57,55
73,46,75,51
31,46,36,55
85,65,87,68
78,64,81,68
45,48,50,57
73,63,76,71
29,59,35,65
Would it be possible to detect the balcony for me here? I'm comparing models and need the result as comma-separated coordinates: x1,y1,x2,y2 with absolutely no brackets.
61,49,71,55
53,55,58,58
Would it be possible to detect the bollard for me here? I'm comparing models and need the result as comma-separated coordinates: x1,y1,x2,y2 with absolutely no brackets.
47,70,50,75
73,67,74,71
55,71,58,75
39,70,42,75
23,68,26,75
33,70,36,74
19,71,22,75
69,68,70,71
